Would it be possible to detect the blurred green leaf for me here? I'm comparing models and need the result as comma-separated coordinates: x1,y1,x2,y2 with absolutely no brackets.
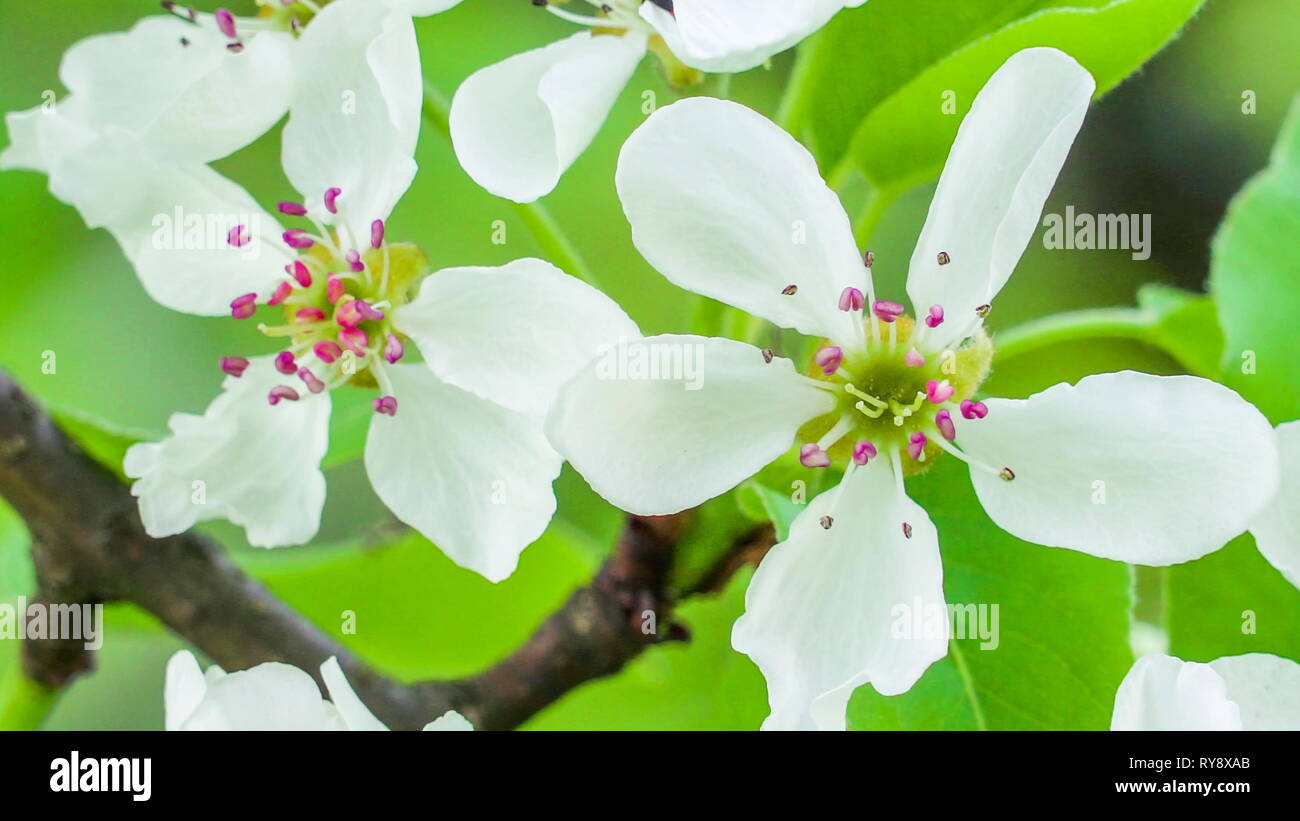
791,0,1204,190
1165,535,1300,662
847,457,1133,729
1209,95,1300,423
1134,283,1224,378
46,404,156,481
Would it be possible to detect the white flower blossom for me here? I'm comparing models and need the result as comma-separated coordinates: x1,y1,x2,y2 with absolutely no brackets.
449,0,866,203
97,0,637,580
1111,653,1300,730
165,650,473,731
0,0,460,313
545,48,1281,729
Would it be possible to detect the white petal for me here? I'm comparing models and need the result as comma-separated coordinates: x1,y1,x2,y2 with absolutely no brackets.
616,98,865,340
34,126,284,315
956,372,1280,565
320,657,389,730
281,0,422,238
394,257,639,416
1250,421,1300,589
179,661,343,730
1208,653,1300,730
364,364,562,582
907,48,1095,352
546,334,835,515
423,711,475,731
59,16,293,164
400,0,465,15
732,461,947,730
1111,654,1243,730
124,355,330,547
164,650,209,731
449,31,646,203
640,0,848,73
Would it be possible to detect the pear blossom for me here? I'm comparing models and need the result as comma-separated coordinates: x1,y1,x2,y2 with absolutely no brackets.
165,650,473,730
449,0,867,203
1111,653,1300,730
0,0,460,314
119,0,638,580
545,49,1281,729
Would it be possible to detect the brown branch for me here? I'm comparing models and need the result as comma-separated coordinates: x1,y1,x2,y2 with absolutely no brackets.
0,370,766,730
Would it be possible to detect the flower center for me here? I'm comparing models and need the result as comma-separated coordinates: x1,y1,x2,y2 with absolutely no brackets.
162,0,330,48
221,186,428,417
536,0,704,88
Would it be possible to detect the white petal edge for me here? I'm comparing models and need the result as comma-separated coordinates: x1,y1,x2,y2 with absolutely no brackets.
546,334,835,515
320,656,390,730
164,650,210,731
394,257,640,416
423,711,475,731
640,0,850,73
177,661,343,730
1207,653,1300,730
732,460,947,730
1110,654,1243,730
956,372,1280,565
616,98,865,341
364,364,562,582
906,48,1095,352
1250,421,1300,589
449,30,647,203
124,355,330,547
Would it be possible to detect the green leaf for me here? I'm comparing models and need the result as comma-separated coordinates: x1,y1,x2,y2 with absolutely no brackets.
791,0,1205,190
1209,95,1300,423
45,404,157,481
1134,284,1224,379
1165,535,1300,662
847,457,1133,729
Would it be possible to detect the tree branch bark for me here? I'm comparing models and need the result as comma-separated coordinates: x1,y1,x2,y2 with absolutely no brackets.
0,371,769,730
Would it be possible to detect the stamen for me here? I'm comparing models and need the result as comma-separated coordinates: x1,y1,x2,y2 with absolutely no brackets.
925,379,954,404
267,385,300,405
872,300,904,323
904,348,925,368
370,219,385,249
324,187,342,214
838,287,865,312
819,516,834,530
975,303,991,318
267,282,293,306
298,366,325,394
1000,467,1016,482
903,522,913,539
799,443,831,469
283,229,314,249
886,448,913,539
937,251,951,266
813,345,843,375
935,409,956,441
218,356,249,377
852,440,877,466
761,349,774,364
313,341,343,363
338,327,369,357
927,435,1003,479
373,395,398,416
278,201,308,216
781,284,798,296
816,416,855,451
925,305,945,328
214,8,237,38
230,293,257,319
906,432,928,461
274,350,297,375
959,399,989,420
326,275,345,304
345,249,365,272
227,224,249,247
288,259,312,288
295,307,326,323
383,334,405,365
844,383,886,408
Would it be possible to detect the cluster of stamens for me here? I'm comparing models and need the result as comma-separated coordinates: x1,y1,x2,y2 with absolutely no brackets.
531,0,659,30
161,0,323,49
219,186,414,417
763,250,1015,536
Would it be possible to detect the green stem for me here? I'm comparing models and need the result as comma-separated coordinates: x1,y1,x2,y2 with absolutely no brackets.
0,662,60,730
420,82,601,288
991,308,1154,363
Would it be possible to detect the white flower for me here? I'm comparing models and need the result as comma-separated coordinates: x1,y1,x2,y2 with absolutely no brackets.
545,48,1281,729
117,0,637,580
1111,653,1300,730
0,0,459,312
449,0,866,203
165,650,473,730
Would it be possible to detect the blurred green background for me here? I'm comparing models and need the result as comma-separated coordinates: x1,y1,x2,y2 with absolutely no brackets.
0,0,1296,729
